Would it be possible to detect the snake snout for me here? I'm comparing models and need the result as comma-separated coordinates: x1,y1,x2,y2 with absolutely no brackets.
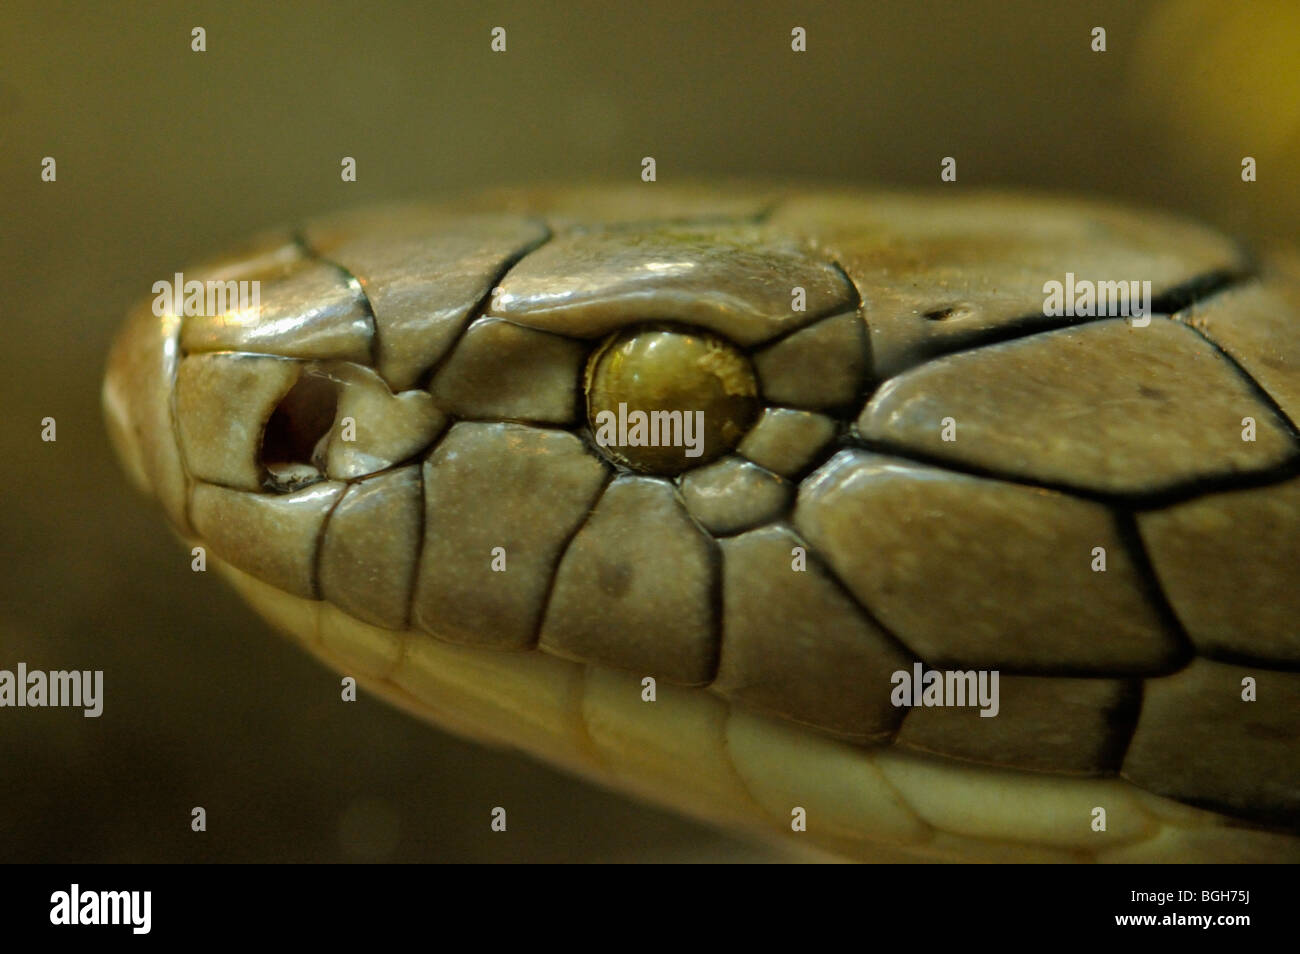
102,302,190,533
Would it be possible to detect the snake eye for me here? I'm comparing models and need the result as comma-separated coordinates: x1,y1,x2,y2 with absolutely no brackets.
584,326,759,474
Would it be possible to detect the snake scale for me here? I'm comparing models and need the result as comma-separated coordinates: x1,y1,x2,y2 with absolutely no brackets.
103,184,1300,862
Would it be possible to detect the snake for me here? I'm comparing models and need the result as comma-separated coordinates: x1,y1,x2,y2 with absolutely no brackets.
102,184,1300,862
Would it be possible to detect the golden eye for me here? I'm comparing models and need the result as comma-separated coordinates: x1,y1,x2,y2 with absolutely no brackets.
585,326,759,475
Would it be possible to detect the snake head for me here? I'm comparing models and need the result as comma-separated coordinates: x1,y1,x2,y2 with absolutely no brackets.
101,190,1300,860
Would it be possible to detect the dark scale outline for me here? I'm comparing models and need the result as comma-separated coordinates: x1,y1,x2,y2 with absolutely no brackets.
290,229,383,370
528,467,616,651
676,457,797,538
733,406,845,485
856,264,1257,375
843,307,1300,512
675,476,727,686
306,482,347,603
402,462,426,633
784,449,1187,675
299,221,556,633
749,520,925,745
412,220,555,394
1176,311,1300,441
530,471,721,685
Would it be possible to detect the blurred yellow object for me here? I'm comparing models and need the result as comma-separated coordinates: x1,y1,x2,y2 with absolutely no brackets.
1134,0,1300,239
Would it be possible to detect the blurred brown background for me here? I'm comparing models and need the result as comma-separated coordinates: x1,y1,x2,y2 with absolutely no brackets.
1,0,1295,862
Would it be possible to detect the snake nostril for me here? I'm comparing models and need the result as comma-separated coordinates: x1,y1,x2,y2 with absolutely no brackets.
260,371,338,489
